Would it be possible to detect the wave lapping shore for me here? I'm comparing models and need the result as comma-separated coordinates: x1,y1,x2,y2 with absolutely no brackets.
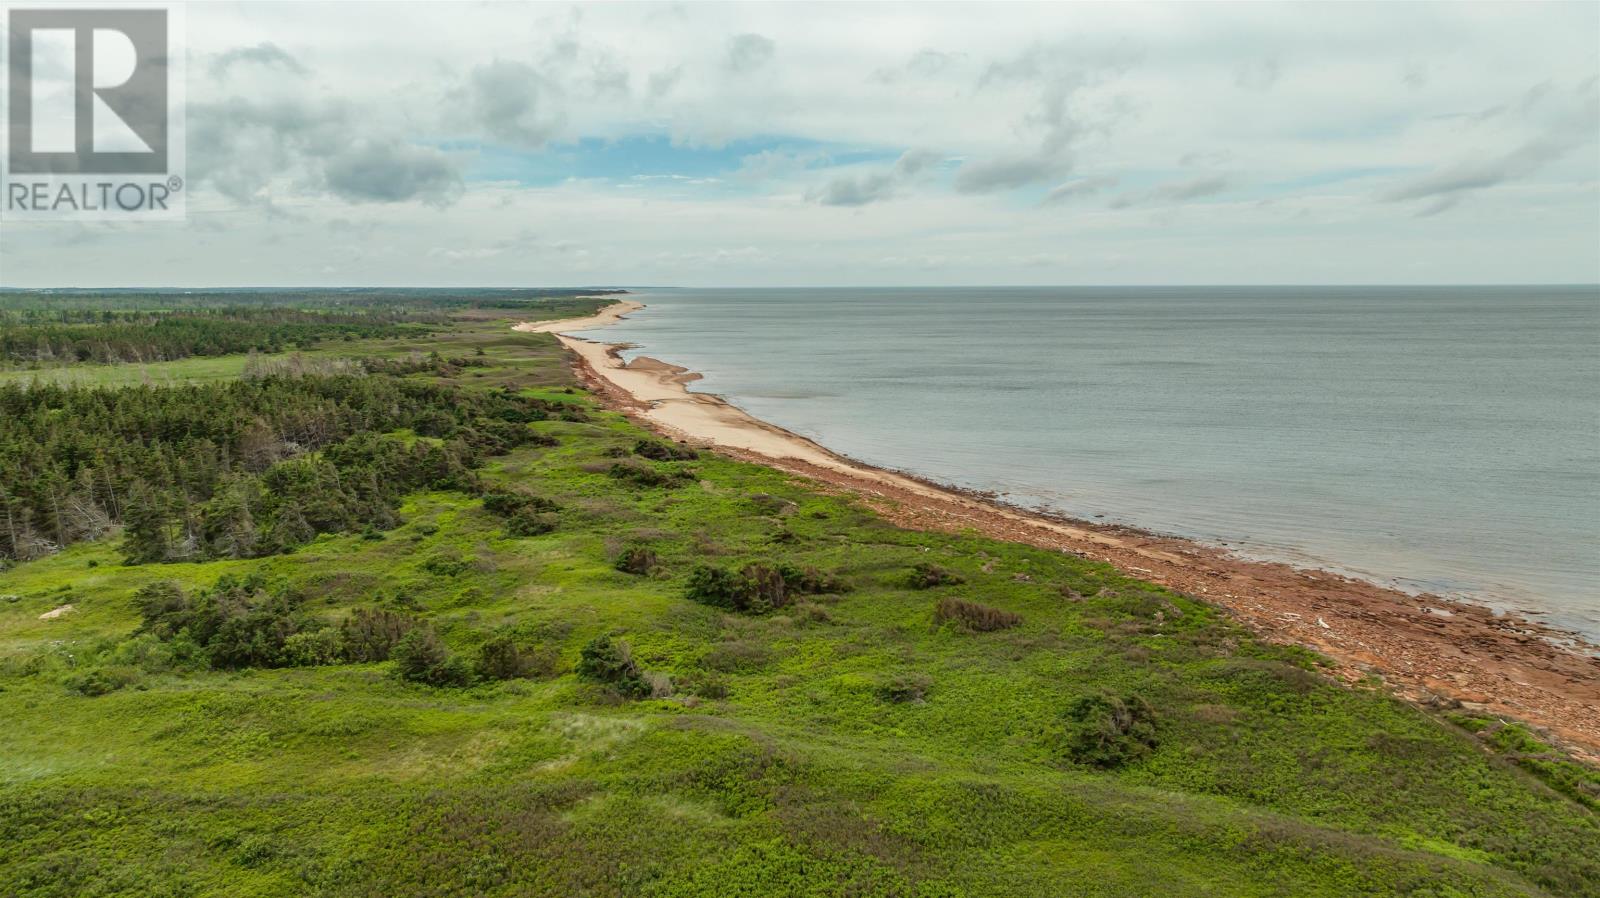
519,300,1600,762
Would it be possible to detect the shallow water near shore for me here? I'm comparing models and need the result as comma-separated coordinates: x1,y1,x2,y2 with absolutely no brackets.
579,286,1600,639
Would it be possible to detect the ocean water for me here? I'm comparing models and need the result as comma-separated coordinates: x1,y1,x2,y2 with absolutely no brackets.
579,287,1600,639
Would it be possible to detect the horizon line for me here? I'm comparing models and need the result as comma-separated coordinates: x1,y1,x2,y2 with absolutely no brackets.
4,282,1599,291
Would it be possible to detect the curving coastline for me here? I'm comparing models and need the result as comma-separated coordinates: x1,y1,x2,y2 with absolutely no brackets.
512,298,645,334
517,300,1600,762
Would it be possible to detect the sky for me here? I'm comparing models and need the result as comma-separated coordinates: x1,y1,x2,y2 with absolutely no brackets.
1,1,1597,287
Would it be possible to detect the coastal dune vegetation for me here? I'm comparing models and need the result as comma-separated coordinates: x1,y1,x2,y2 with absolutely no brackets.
0,293,1595,897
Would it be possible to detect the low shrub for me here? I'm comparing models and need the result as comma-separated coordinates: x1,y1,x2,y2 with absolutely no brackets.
685,562,846,613
393,625,472,687
678,670,730,699
1056,692,1159,768
65,667,138,697
879,672,931,704
133,579,425,672
505,509,557,537
421,553,470,577
134,576,324,670
908,562,964,589
614,545,660,575
607,461,692,489
633,439,698,461
935,597,1021,632
702,639,771,672
741,563,789,610
482,489,559,516
107,632,201,673
476,634,559,681
748,494,797,516
132,581,189,630
1451,717,1600,811
576,635,649,698
684,565,746,609
644,671,675,698
792,601,833,625
281,629,342,666
340,607,415,662
782,564,847,595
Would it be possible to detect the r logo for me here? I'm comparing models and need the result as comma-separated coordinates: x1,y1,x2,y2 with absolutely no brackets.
7,8,170,174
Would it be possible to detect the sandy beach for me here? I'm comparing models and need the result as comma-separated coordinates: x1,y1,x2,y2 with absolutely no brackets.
513,299,646,334
530,300,1600,762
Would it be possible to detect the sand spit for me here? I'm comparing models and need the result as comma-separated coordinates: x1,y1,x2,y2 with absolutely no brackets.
528,300,1600,762
514,299,645,334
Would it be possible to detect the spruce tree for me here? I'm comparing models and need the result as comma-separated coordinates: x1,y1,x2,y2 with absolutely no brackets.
121,482,171,564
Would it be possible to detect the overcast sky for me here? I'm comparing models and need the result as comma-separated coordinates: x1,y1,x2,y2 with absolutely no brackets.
2,1,1597,287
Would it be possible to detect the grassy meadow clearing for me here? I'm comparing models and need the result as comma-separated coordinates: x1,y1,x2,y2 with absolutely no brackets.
1,308,1595,898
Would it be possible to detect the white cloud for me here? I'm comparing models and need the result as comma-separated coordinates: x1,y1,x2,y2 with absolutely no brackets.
460,60,566,149
724,33,776,74
804,150,945,206
2,1,1597,286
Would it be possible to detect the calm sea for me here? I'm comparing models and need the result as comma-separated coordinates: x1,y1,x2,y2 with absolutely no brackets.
580,287,1600,639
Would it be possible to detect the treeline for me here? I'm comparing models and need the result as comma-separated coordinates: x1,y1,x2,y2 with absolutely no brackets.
0,372,578,564
0,310,435,366
0,288,626,315
0,306,437,326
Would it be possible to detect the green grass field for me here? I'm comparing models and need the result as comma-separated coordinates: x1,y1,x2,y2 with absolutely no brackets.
1,318,1595,897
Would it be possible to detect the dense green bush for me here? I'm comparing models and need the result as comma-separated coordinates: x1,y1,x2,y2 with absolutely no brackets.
1056,692,1159,768
131,581,189,627
505,509,557,537
633,438,698,461
685,565,746,609
420,553,471,577
64,667,137,697
783,564,847,595
107,632,200,673
476,634,558,681
614,545,659,575
392,626,472,687
281,628,342,666
339,607,415,662
134,580,424,672
685,562,846,613
134,576,324,669
576,635,649,698
481,489,558,517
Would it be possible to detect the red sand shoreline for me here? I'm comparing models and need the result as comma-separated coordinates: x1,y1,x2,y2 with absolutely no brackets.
518,301,1600,763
